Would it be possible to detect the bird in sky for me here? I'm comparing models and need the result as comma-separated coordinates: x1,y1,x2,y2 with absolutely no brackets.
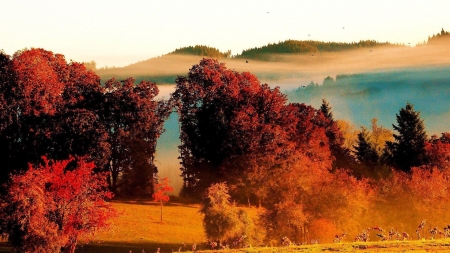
246,60,248,63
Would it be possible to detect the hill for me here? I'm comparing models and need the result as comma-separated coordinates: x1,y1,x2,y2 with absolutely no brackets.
168,45,231,59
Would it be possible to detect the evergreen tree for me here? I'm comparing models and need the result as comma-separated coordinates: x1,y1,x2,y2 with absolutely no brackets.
320,99,333,120
354,127,379,165
385,103,428,172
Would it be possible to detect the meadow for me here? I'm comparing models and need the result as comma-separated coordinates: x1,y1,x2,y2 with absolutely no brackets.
74,199,450,253
3,200,450,253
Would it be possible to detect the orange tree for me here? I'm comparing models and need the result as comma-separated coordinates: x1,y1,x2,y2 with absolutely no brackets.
153,177,174,223
0,156,117,253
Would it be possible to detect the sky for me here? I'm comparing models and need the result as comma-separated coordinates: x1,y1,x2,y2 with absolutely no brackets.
2,0,450,68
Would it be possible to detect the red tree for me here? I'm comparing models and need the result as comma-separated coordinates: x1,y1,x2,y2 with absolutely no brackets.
425,133,450,171
0,157,117,253
0,49,110,185
153,177,174,223
172,58,290,199
100,77,171,195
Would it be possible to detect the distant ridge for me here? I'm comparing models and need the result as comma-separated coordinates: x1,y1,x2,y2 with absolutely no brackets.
237,40,401,60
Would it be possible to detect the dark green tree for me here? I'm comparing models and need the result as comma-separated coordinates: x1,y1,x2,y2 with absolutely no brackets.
354,127,379,165
385,103,428,172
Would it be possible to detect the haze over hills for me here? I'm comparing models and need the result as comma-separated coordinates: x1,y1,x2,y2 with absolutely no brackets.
94,30,450,193
96,29,450,99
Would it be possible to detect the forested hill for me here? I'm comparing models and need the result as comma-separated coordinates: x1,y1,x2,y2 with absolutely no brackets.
237,40,400,60
168,45,231,58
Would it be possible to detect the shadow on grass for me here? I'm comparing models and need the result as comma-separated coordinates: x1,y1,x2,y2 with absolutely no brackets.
1,241,195,253
76,241,195,253
0,242,11,253
112,198,200,209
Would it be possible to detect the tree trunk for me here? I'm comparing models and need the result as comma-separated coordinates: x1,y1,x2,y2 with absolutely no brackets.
160,200,163,223
62,238,77,253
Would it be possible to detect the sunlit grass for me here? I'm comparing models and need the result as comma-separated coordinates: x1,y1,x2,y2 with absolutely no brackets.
76,200,206,252
2,201,450,252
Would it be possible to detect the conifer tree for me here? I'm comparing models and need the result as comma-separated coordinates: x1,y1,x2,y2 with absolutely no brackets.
320,99,333,120
385,103,428,172
354,127,379,165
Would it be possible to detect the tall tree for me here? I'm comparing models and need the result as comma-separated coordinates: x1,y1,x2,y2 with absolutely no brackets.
100,77,171,196
385,103,428,172
0,49,109,185
172,58,288,199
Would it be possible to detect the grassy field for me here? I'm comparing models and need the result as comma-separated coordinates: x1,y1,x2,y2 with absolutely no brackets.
76,200,208,253
2,200,450,252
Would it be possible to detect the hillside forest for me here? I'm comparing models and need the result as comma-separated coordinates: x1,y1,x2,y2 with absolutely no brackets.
0,30,450,252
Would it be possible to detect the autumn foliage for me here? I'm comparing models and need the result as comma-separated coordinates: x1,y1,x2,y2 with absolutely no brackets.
2,48,450,248
0,49,170,197
0,156,116,253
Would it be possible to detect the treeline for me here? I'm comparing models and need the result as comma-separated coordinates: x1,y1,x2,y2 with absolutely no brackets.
165,40,397,60
238,39,398,60
168,45,231,58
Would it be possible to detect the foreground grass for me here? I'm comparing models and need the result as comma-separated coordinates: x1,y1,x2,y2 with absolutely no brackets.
2,200,450,252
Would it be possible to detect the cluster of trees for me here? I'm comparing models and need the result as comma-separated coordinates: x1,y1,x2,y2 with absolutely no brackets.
424,28,450,45
172,58,450,244
171,59,364,243
238,40,398,60
0,48,171,251
169,45,231,59
0,48,171,196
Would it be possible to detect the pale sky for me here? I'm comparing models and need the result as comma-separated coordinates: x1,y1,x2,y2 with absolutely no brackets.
1,0,449,68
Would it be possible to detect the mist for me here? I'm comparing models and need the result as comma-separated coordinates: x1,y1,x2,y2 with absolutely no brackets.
98,43,450,195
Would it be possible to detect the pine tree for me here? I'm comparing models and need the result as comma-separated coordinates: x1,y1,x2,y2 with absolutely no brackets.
320,99,333,120
354,127,379,165
385,103,428,172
